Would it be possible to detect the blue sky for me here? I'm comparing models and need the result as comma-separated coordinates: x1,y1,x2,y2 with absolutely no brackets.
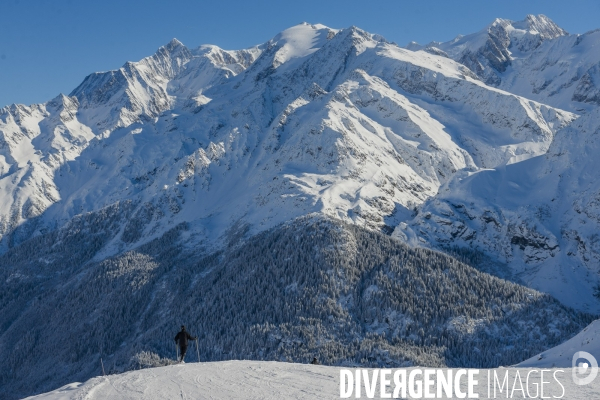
1,0,599,107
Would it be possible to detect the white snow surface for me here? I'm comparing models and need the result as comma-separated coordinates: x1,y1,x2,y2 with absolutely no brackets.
26,361,600,399
268,23,338,71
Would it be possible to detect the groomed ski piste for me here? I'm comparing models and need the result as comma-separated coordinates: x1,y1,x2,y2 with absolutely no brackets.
24,360,600,399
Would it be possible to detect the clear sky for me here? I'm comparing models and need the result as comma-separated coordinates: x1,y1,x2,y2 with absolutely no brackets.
1,0,599,108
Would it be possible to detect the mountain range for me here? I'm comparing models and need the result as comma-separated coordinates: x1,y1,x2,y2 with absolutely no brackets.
1,14,600,399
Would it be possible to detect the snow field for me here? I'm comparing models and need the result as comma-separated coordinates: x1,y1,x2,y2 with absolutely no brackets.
27,360,600,399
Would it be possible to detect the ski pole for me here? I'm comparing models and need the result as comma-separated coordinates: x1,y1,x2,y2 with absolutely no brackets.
176,342,179,362
196,339,200,363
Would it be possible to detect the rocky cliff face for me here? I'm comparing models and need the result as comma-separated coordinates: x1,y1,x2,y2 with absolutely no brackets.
411,15,567,86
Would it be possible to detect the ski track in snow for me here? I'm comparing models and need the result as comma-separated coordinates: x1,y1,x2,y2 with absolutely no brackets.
25,361,600,399
26,361,339,400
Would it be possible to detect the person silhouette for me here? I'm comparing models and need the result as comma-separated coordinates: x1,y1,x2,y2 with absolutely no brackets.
174,325,197,363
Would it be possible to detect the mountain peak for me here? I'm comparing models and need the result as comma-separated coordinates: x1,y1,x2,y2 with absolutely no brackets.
47,93,77,108
160,38,188,55
514,14,568,38
489,17,511,27
420,14,571,86
405,41,422,51
271,22,336,43
267,23,338,70
485,15,566,39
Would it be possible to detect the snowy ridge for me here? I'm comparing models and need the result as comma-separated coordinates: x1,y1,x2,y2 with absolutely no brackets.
70,38,263,133
497,29,600,111
411,15,567,85
267,23,339,71
0,38,262,252
26,361,600,400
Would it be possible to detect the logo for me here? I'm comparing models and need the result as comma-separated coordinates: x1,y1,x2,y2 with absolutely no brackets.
572,351,598,385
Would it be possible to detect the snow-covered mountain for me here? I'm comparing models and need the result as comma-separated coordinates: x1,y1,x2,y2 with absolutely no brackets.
408,15,600,111
400,85,600,314
0,22,574,257
386,14,600,314
70,38,263,133
407,15,567,85
2,17,600,400
0,38,264,252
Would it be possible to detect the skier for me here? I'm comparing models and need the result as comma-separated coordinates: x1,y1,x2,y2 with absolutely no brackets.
310,356,319,365
174,325,197,363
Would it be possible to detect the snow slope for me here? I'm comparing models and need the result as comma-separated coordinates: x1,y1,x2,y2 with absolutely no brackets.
518,319,600,368
401,106,600,313
26,361,600,399
391,15,600,315
26,361,340,400
0,39,262,253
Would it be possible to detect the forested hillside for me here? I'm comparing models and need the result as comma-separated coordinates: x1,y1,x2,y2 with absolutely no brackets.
0,215,591,399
